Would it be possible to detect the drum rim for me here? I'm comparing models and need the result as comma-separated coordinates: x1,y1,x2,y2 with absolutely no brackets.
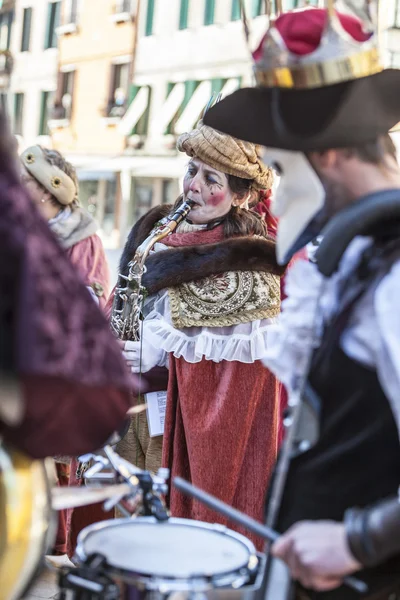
75,516,258,583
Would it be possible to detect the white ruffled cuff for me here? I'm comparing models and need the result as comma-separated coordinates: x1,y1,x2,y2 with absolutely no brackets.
262,259,326,389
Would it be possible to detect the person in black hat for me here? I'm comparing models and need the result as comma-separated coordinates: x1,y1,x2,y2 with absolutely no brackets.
205,5,400,599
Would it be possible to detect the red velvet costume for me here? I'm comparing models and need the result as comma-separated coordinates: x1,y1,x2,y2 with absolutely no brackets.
111,205,285,550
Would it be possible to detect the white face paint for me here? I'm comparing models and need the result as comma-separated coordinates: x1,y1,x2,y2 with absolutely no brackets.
262,148,325,264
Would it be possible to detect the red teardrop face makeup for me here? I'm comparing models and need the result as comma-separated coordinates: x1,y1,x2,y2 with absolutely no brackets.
183,158,236,224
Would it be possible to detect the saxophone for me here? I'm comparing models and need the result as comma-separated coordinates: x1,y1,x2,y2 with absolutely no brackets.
110,199,194,341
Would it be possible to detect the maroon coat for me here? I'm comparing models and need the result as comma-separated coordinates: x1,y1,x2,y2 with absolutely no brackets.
0,145,135,456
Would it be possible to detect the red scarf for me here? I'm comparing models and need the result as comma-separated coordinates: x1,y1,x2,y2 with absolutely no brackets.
162,224,224,248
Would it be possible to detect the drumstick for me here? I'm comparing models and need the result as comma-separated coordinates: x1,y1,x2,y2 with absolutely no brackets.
174,477,278,541
52,483,132,510
173,478,368,595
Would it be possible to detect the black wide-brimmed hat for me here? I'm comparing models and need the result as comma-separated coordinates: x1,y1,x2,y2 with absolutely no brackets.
204,7,400,151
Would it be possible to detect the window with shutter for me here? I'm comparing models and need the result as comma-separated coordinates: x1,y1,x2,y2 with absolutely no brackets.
128,85,152,135
62,70,75,119
145,0,155,36
165,80,199,135
44,1,61,49
204,0,215,25
179,0,189,30
252,0,264,17
53,70,75,120
0,93,7,114
108,62,130,117
21,7,32,52
231,0,241,20
38,90,55,135
14,93,24,135
0,11,13,50
66,0,78,24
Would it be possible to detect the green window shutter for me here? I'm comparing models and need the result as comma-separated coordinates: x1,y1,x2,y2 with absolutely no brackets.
145,0,155,36
204,0,215,26
166,81,174,97
183,80,199,107
38,91,49,135
165,80,199,135
211,78,228,96
231,0,241,20
6,10,13,49
44,3,51,49
21,7,32,52
252,0,263,17
131,85,152,136
164,82,177,135
44,1,60,49
14,93,24,135
179,0,189,29
129,84,140,105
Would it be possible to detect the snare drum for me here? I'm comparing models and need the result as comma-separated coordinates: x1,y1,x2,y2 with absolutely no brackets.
74,517,259,599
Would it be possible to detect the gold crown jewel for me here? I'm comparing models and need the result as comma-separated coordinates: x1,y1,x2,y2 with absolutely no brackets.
254,3,382,89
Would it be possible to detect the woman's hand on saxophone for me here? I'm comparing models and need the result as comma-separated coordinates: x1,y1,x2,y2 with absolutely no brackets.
121,340,166,374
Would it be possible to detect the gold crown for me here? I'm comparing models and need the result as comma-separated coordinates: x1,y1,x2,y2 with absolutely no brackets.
253,5,382,89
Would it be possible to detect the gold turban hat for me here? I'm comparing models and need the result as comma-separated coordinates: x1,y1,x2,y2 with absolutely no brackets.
177,121,273,191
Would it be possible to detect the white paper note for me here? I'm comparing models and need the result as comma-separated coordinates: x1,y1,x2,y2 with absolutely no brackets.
146,391,167,437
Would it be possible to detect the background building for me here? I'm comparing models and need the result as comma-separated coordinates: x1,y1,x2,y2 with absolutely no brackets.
10,0,59,150
5,0,400,275
49,0,138,249
118,0,328,238
0,0,15,112
119,0,270,231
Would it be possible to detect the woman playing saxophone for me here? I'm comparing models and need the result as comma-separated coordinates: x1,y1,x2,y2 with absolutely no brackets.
106,121,286,549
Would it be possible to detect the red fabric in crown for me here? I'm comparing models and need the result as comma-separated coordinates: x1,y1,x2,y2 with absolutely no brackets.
253,8,371,60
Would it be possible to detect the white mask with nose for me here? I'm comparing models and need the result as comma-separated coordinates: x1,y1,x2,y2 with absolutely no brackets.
262,148,325,264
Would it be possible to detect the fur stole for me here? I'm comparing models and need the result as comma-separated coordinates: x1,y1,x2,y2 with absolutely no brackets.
50,207,98,249
120,205,286,296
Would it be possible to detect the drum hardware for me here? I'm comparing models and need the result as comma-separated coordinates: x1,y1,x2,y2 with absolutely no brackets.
81,445,169,520
59,553,119,600
173,477,368,595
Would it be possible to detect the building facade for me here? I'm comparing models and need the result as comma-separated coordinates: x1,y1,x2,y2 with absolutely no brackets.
0,0,15,114
49,0,138,248
118,0,325,242
10,0,59,150
119,0,269,232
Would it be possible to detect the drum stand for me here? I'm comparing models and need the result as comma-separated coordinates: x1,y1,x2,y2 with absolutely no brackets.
59,554,119,600
58,447,170,599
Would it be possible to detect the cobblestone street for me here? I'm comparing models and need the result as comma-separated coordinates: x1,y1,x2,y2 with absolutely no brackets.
24,569,59,600
24,556,74,600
